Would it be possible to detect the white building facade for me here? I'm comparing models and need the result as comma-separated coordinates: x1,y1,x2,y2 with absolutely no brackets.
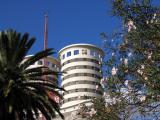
59,44,104,114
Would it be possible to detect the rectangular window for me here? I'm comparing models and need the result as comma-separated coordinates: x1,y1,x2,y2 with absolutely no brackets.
84,88,87,92
82,49,87,55
84,65,87,68
38,60,43,65
75,89,78,92
67,51,71,57
90,50,94,56
62,54,65,59
52,63,55,68
74,50,79,55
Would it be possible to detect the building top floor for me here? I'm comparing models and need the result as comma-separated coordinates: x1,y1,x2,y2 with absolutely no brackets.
58,43,104,61
24,55,60,71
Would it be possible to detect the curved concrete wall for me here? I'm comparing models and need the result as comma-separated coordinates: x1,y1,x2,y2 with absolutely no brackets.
59,44,104,113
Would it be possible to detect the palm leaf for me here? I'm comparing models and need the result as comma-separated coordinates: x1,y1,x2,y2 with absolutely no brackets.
20,48,54,70
0,29,64,120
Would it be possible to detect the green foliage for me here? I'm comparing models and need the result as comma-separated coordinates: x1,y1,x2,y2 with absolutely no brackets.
96,0,160,119
89,98,121,120
111,0,157,25
75,1,159,119
111,0,160,99
0,29,64,120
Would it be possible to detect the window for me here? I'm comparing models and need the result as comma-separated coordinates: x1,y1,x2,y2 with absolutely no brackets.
52,64,55,68
84,88,87,92
82,49,87,55
67,51,71,57
62,54,65,59
84,65,87,68
38,60,43,65
94,52,98,58
74,50,79,55
90,50,94,56
68,98,71,101
75,89,78,92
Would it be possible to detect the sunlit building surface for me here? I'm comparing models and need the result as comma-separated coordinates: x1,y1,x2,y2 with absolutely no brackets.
58,44,104,116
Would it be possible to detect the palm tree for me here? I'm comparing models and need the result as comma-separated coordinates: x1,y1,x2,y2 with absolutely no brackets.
0,29,64,120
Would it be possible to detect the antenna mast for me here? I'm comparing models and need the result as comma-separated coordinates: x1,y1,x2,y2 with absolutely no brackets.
42,14,48,120
44,14,48,50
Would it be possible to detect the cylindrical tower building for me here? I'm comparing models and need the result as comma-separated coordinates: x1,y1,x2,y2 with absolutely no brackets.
59,44,104,113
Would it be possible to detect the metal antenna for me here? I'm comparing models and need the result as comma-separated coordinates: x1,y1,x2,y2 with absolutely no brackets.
44,13,48,50
42,13,49,120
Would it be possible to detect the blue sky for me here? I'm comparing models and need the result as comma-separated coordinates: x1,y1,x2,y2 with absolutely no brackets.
0,0,159,57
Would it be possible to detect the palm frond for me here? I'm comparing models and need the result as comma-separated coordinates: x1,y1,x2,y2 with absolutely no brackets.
20,48,54,70
0,29,64,120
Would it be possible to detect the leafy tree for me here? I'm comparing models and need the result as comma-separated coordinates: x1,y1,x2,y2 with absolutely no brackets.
0,29,64,120
88,97,122,120
89,0,160,119
101,0,160,119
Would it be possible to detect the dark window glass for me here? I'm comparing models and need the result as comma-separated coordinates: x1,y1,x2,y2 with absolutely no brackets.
74,50,79,55
52,63,55,68
62,54,65,59
75,89,78,92
67,52,71,57
38,60,43,65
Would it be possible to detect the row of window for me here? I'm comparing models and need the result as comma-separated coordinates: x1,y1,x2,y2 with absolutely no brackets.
34,60,58,69
62,73,102,81
62,49,102,60
62,80,101,88
32,60,60,71
63,50,79,59
63,65,100,72
61,96,96,104
63,88,102,96
62,58,100,66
